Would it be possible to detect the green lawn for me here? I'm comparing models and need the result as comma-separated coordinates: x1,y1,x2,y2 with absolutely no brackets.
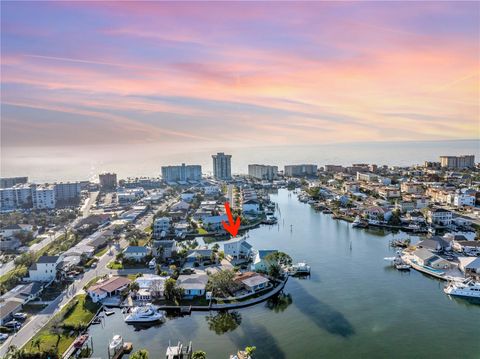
94,246,109,258
25,294,100,355
197,227,208,235
107,261,124,269
0,265,28,293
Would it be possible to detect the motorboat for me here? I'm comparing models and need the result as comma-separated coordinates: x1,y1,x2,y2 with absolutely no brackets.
124,304,166,323
109,334,124,356
288,262,311,275
444,279,480,298
384,251,410,271
352,216,368,228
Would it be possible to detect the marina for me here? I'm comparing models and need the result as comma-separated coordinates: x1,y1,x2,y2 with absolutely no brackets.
86,189,480,358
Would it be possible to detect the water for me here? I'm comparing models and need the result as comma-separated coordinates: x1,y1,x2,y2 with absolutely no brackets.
88,189,480,358
2,139,479,182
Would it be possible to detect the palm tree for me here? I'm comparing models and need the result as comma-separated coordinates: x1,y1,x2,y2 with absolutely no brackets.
31,337,43,351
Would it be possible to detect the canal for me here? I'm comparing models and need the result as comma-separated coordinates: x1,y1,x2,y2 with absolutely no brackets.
89,189,480,358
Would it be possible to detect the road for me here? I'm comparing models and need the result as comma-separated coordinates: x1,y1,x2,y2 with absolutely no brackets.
81,191,99,218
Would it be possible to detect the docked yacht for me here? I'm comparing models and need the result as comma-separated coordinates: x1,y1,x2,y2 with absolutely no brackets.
288,262,311,275
109,335,124,356
444,279,480,298
124,304,166,323
352,216,368,228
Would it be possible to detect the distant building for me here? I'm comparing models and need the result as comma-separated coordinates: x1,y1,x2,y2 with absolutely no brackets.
439,155,475,169
284,164,317,177
153,217,171,237
0,177,28,189
54,182,81,207
32,184,56,209
0,184,34,211
212,152,232,180
248,164,278,180
324,165,344,173
117,187,145,204
161,163,202,182
400,182,424,195
99,172,117,191
427,208,452,226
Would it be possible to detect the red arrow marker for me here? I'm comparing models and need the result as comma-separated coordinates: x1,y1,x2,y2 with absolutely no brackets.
222,201,241,237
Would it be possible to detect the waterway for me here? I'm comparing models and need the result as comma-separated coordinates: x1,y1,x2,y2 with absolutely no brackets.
88,189,480,358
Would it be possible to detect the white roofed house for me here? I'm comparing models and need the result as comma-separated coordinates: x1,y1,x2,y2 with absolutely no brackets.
28,255,62,282
177,273,209,298
123,246,151,261
412,248,450,270
152,240,176,261
251,250,278,272
170,200,190,212
202,214,228,231
427,208,452,227
458,257,480,280
134,274,168,301
223,237,253,260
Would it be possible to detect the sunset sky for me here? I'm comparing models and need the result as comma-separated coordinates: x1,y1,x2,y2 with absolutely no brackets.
1,1,479,149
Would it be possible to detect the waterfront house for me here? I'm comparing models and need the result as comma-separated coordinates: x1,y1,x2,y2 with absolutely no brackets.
123,246,150,261
87,276,131,303
412,248,450,269
234,272,270,292
177,273,208,298
135,274,168,300
223,237,253,260
458,257,480,279
416,237,451,253
28,255,62,282
251,250,278,272
427,208,453,227
152,240,176,260
364,206,387,221
242,199,260,214
451,239,480,253
202,214,228,231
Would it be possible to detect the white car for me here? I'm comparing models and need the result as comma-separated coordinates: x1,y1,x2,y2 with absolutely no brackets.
0,333,9,341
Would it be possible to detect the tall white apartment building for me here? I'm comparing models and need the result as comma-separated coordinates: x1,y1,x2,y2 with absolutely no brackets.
248,164,278,180
33,185,56,209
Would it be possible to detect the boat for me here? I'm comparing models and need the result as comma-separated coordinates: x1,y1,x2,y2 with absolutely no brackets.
385,251,410,271
104,310,115,316
444,279,480,298
124,304,166,323
73,334,89,348
91,316,102,325
109,335,124,355
288,262,311,275
395,263,411,271
352,216,367,228
166,341,193,359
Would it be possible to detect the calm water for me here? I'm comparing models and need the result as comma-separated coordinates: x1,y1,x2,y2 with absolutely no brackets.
89,189,480,359
2,139,479,182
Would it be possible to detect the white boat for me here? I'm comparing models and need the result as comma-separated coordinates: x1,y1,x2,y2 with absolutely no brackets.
288,262,311,275
109,334,124,355
444,279,480,298
124,304,165,323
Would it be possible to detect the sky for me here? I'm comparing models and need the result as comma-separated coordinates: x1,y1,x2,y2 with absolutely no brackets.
1,1,479,151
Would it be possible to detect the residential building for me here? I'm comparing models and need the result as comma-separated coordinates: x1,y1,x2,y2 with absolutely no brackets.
32,184,56,209
427,208,452,226
117,187,145,204
343,182,360,193
0,223,35,239
153,217,171,237
170,200,190,212
377,186,401,200
284,164,317,177
99,172,117,190
123,246,150,261
152,240,176,259
0,236,21,251
0,176,28,189
242,199,260,213
212,152,232,180
161,163,202,182
412,248,450,269
202,214,228,231
87,276,131,303
400,182,424,195
451,192,476,207
251,250,278,272
28,256,61,282
223,237,253,259
135,274,167,300
0,184,35,211
440,155,475,169
0,298,24,325
234,272,270,292
356,172,378,182
180,192,196,202
54,182,81,207
186,249,213,263
248,164,278,180
458,257,480,279
177,273,208,298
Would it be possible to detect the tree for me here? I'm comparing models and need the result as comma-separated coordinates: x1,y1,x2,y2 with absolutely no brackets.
212,243,220,252
192,350,207,359
31,337,43,351
206,311,242,334
164,278,183,304
206,269,238,297
265,252,292,267
129,282,140,292
130,349,149,359
245,346,257,358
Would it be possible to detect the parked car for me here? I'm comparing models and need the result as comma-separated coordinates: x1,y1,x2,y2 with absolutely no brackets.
0,333,9,341
13,312,27,320
4,320,21,330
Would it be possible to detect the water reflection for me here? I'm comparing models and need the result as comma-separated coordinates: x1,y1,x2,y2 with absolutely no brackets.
206,311,242,335
292,283,355,338
266,293,293,313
